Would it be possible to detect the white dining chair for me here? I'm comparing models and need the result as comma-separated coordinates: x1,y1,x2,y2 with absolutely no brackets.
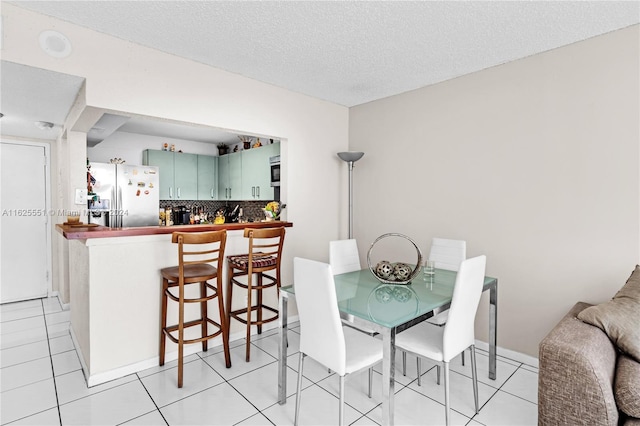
330,239,377,336
428,237,467,274
403,237,466,377
293,257,383,426
329,239,361,275
395,255,486,426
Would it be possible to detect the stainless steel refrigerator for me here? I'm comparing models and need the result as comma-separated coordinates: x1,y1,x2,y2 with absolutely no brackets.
87,163,160,227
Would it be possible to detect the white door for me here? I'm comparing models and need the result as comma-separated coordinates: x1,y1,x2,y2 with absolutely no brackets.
0,142,49,303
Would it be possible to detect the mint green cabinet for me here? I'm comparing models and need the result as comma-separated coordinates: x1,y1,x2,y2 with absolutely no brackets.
144,142,279,201
143,150,174,200
174,153,198,200
143,150,197,200
241,146,271,200
197,155,218,200
218,151,242,200
241,142,279,200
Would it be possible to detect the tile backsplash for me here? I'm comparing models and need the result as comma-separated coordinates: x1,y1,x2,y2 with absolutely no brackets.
159,200,278,223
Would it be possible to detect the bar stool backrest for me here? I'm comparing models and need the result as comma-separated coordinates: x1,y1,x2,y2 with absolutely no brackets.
244,227,286,272
173,230,227,280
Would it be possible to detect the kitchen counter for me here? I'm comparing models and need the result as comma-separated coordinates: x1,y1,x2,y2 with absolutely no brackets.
56,220,293,387
56,220,293,240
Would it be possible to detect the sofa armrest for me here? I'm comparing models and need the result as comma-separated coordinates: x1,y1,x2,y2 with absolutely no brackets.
539,302,619,426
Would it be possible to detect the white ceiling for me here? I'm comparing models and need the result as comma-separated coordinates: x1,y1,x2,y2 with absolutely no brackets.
1,61,85,141
2,1,639,143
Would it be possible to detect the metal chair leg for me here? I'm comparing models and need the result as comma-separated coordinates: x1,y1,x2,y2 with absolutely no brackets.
368,367,373,398
339,375,345,426
417,357,422,386
470,345,479,414
462,349,465,366
444,362,450,426
402,350,407,376
437,364,441,385
294,353,305,426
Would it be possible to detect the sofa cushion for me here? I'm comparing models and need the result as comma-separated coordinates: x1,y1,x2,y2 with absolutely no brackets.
615,354,640,418
578,265,640,362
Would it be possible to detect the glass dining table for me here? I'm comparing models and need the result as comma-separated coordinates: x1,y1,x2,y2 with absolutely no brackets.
277,267,498,426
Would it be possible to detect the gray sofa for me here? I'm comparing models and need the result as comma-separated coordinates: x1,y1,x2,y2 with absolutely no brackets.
538,302,640,425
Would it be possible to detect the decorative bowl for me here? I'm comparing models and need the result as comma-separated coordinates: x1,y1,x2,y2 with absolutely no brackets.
366,233,423,285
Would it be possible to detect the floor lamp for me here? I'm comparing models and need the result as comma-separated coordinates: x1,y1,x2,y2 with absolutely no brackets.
337,151,364,239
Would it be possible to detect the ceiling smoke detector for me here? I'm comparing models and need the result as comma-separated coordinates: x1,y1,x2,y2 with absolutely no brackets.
35,121,55,130
39,30,72,58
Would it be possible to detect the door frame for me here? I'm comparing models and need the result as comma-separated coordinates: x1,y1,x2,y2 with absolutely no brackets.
0,138,53,300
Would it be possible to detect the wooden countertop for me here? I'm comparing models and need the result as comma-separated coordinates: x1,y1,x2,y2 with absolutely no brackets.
56,221,293,240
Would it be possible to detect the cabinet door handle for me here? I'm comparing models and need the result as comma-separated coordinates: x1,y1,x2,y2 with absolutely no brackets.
252,186,255,197
177,187,181,198
256,186,260,198
169,187,173,198
211,188,214,198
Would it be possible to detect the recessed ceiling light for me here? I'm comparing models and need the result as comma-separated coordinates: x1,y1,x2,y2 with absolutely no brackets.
35,121,55,130
39,30,72,58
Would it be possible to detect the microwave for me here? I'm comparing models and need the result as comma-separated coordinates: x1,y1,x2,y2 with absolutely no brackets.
269,155,280,187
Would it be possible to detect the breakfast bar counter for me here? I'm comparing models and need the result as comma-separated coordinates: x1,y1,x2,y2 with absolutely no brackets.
56,221,293,387
56,220,293,239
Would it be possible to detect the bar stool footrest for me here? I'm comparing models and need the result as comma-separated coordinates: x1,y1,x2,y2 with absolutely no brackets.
229,275,277,291
163,319,225,346
229,305,279,326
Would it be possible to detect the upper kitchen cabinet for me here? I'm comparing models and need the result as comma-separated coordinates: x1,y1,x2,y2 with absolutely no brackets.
197,155,218,200
143,149,198,200
218,151,242,200
241,142,279,200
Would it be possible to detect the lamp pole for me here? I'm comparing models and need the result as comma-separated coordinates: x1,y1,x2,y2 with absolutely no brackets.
337,152,364,239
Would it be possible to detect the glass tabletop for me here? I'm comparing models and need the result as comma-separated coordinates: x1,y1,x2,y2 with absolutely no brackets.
282,268,497,329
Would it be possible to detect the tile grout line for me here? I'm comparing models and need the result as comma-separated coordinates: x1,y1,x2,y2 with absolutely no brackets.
134,371,170,426
197,342,279,425
42,298,64,426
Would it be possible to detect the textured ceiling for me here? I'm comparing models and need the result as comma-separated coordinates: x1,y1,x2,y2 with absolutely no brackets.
9,1,640,107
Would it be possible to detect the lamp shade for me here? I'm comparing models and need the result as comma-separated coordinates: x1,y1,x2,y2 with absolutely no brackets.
337,152,364,163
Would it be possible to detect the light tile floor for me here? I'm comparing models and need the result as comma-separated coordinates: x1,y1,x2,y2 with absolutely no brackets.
1,297,538,425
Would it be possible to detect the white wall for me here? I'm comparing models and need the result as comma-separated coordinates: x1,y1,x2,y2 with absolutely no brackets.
87,131,219,165
3,4,351,305
349,25,640,357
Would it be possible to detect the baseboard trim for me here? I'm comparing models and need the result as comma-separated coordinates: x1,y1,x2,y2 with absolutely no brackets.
73,316,301,388
475,339,539,368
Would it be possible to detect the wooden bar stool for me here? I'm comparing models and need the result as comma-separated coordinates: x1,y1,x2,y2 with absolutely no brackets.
226,227,286,362
160,230,231,388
